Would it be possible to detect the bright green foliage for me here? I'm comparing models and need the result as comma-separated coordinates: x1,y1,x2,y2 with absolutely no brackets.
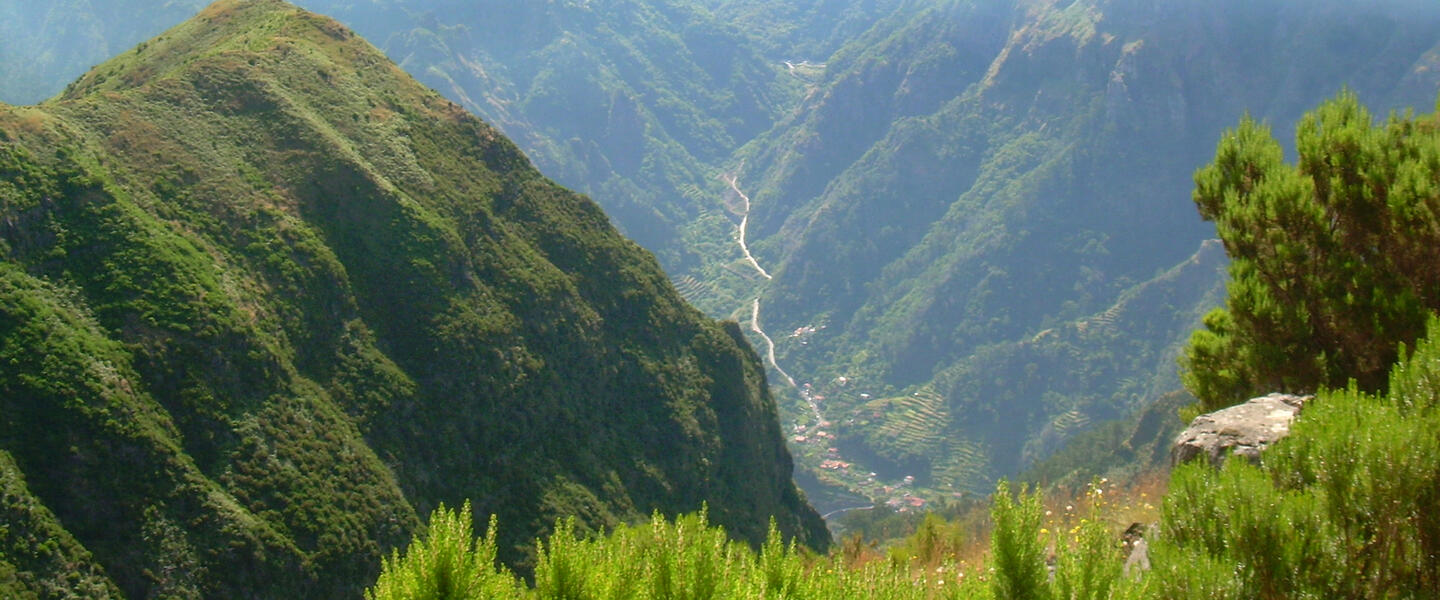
384,472,1440,600
376,504,1004,599
367,502,522,600
1052,491,1122,600
887,512,967,569
989,480,1051,600
1159,316,1440,598
1185,91,1440,409
364,480,1175,599
534,510,748,600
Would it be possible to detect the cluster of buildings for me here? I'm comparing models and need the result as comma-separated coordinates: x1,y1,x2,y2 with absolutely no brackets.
789,377,934,514
790,422,837,445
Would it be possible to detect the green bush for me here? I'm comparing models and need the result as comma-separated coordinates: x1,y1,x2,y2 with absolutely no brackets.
534,510,747,600
1052,489,1122,600
366,502,522,600
989,480,1052,600
371,502,1006,599
887,512,967,570
1158,316,1440,598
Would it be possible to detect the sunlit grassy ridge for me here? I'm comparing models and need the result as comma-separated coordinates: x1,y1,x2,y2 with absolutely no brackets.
0,1,825,597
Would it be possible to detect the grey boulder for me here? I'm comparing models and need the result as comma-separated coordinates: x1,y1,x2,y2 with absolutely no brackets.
1171,393,1310,467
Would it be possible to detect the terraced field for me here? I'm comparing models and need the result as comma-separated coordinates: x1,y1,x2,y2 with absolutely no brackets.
868,389,950,461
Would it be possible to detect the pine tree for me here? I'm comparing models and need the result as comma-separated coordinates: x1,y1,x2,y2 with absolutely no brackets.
1184,90,1440,409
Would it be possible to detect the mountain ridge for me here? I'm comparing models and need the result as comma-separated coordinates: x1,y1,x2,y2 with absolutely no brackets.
0,1,826,597
735,0,1440,500
8,0,1440,526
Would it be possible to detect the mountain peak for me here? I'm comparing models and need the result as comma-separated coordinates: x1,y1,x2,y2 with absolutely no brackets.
0,2,826,597
61,0,415,111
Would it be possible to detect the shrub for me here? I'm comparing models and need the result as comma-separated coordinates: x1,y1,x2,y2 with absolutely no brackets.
365,502,522,600
1157,316,1440,598
989,480,1051,600
1184,92,1440,410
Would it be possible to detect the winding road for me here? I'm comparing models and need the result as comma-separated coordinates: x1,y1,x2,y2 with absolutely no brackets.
722,169,792,390
724,168,880,520
721,172,772,281
820,505,876,520
726,170,823,425
750,298,797,389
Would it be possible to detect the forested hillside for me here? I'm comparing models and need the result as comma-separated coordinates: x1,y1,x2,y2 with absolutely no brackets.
362,90,1440,600
0,2,825,597
735,0,1440,499
6,0,1440,512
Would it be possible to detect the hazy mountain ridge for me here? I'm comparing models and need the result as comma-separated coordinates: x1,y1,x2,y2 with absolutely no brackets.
0,0,209,105
362,0,796,273
737,0,1440,498
0,2,825,596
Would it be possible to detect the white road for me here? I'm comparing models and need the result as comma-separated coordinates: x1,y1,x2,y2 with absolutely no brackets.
721,172,772,281
750,298,797,390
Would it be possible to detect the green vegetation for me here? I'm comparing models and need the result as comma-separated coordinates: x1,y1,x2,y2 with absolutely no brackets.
371,311,1440,598
368,495,993,599
1159,316,1440,598
363,479,1135,599
8,5,1440,598
0,2,824,597
362,86,1440,600
332,0,799,296
367,502,521,600
987,481,1051,600
731,0,1439,501
9,0,1440,517
1185,91,1440,409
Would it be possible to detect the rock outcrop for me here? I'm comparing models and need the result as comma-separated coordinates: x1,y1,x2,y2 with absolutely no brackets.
1171,393,1311,467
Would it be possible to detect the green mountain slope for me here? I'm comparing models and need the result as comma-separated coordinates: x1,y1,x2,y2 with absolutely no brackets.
734,0,1440,499
0,0,806,314
368,0,793,270
0,1,825,597
9,0,1440,515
